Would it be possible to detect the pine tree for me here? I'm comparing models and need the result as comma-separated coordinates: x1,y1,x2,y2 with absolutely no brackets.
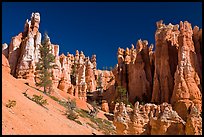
35,33,55,93
116,86,129,105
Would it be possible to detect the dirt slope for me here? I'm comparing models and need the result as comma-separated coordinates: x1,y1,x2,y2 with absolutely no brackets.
2,54,104,135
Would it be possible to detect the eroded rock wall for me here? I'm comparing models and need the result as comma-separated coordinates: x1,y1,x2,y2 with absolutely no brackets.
113,102,187,135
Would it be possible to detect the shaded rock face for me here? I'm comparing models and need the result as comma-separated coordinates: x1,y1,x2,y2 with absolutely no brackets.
128,40,153,104
113,102,186,135
114,41,154,105
192,26,202,84
8,33,23,76
151,20,179,104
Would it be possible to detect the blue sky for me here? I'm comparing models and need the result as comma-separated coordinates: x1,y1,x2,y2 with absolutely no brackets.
2,2,202,69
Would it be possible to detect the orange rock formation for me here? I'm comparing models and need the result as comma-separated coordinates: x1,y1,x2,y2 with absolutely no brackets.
2,12,202,135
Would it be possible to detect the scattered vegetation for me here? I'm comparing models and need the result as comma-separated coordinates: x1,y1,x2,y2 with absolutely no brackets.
6,100,16,108
23,90,48,108
32,94,48,106
96,73,103,90
65,99,80,122
86,122,96,129
76,109,116,135
23,81,115,134
64,99,87,126
77,109,90,118
74,120,82,125
115,86,132,107
49,95,60,102
116,86,127,102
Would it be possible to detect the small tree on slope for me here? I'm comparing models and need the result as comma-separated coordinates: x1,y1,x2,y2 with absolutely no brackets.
35,33,55,93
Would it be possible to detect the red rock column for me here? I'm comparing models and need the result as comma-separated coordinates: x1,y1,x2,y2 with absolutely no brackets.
171,21,202,121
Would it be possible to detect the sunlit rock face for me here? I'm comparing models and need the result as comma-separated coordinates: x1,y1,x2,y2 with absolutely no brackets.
111,20,202,135
113,102,186,135
7,12,41,81
185,105,202,135
171,21,202,121
6,12,113,101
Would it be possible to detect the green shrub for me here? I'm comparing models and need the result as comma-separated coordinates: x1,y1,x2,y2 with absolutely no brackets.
87,122,96,129
77,109,90,118
76,108,116,134
6,100,16,108
49,95,59,102
32,94,48,106
74,120,82,125
103,119,112,126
